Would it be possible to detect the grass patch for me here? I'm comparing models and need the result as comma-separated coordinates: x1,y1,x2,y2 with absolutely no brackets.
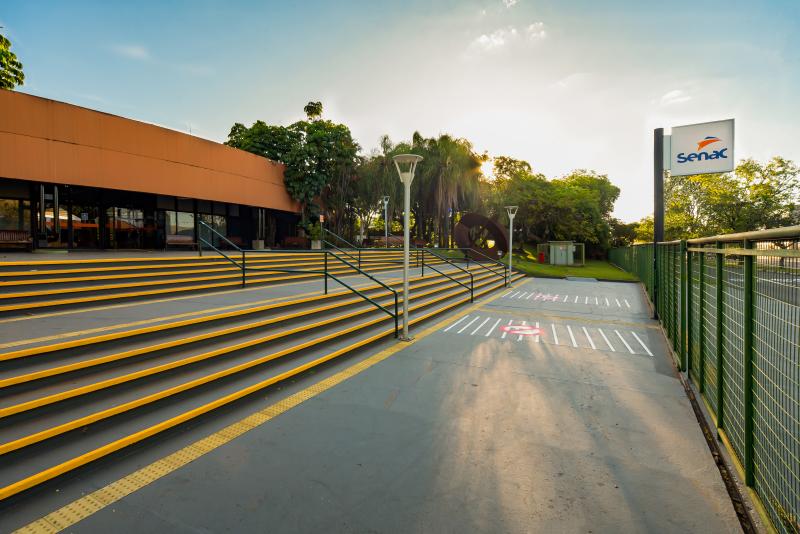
503,246,638,282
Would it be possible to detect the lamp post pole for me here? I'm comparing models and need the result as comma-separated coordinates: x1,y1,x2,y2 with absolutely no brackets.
393,154,423,341
382,195,390,249
505,206,518,286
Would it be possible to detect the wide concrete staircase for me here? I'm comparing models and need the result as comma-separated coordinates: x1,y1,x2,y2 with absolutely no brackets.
0,248,521,503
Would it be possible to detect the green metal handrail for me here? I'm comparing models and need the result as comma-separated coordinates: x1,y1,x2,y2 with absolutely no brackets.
421,248,473,303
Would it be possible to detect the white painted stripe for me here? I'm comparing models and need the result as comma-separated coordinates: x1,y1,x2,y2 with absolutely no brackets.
517,320,527,341
551,324,559,345
624,299,631,308
573,295,577,303
604,297,610,306
595,297,599,305
598,328,615,351
566,325,578,348
615,298,622,307
458,316,480,334
582,326,596,350
508,291,520,299
563,295,568,302
584,296,588,304
535,321,540,343
444,315,469,332
615,330,635,354
526,292,534,300
501,291,512,297
485,317,502,337
517,292,528,299
471,317,490,335
501,319,513,339
631,332,654,357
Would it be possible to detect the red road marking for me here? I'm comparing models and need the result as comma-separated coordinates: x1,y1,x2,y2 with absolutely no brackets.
499,325,541,336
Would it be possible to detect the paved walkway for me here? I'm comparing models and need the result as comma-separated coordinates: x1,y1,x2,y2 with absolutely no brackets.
2,277,740,533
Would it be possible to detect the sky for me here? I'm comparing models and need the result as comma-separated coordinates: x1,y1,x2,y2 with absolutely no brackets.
2,0,799,222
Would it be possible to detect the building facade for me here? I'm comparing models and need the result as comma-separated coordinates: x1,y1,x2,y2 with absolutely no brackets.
0,90,300,250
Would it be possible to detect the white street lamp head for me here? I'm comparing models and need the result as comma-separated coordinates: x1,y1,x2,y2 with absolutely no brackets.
393,154,423,186
382,195,390,206
505,205,518,218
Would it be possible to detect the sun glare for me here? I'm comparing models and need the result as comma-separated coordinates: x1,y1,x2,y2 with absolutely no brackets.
481,158,495,181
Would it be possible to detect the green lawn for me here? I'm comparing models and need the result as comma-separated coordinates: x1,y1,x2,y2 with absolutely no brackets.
503,246,638,282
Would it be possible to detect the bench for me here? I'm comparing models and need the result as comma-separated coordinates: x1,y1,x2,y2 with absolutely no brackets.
0,229,33,250
165,234,198,250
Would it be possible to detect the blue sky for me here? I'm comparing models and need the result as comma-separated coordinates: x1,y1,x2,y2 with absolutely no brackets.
3,0,799,221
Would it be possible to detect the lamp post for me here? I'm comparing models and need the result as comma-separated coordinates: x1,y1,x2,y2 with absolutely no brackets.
393,154,423,341
505,206,518,286
382,195,390,248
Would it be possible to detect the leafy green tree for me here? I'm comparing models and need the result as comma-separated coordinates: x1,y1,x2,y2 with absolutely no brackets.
0,33,25,90
226,104,359,225
303,101,323,121
635,156,800,241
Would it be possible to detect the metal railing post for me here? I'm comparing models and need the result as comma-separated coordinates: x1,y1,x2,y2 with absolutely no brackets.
394,292,399,338
715,241,725,428
699,248,706,392
241,251,246,287
324,252,328,295
358,249,361,270
680,241,687,372
683,241,690,374
421,249,425,277
470,272,474,303
743,239,754,485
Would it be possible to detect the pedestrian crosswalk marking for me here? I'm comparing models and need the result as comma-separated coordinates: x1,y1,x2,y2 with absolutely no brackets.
485,317,502,337
440,314,652,357
444,315,469,332
457,316,480,334
499,292,636,310
471,317,490,335
631,332,653,357
582,326,596,350
597,328,615,352
566,325,577,347
615,329,635,354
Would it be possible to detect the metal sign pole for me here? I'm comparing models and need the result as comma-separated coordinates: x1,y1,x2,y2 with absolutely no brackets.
653,128,664,321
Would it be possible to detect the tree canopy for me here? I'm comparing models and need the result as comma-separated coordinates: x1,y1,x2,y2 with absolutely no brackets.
0,33,25,90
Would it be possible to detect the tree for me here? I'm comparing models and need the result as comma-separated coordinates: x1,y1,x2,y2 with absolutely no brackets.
635,157,800,241
0,33,24,90
303,101,323,121
226,104,359,224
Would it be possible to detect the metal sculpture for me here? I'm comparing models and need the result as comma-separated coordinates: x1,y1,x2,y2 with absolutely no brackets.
453,212,509,260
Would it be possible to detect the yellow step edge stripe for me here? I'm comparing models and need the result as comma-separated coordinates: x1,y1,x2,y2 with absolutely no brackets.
0,253,407,277
0,260,469,325
0,263,404,312
0,276,501,459
0,274,509,505
0,273,493,416
0,250,409,268
0,271,490,387
0,258,404,286
0,266,482,359
0,261,406,299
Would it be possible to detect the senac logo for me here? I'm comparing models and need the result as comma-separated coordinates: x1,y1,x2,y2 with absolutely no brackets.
676,136,728,164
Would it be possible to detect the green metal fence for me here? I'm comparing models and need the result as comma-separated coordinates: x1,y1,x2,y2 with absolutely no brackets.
610,226,800,534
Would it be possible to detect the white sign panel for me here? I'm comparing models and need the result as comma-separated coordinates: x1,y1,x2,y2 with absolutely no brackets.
669,119,734,176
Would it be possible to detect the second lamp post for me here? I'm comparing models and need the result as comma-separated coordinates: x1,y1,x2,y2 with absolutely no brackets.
393,154,423,341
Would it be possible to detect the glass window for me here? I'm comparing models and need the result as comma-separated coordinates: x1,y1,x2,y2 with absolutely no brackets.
156,195,175,210
228,204,239,217
0,199,31,231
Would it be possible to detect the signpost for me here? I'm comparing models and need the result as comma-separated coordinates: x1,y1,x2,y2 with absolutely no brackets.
653,118,734,352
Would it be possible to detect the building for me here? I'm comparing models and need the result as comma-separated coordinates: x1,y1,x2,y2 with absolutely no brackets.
0,90,300,250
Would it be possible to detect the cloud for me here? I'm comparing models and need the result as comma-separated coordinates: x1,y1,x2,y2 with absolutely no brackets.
551,72,590,89
526,22,547,41
503,0,518,7
112,44,150,60
659,89,692,106
470,26,518,51
467,22,546,54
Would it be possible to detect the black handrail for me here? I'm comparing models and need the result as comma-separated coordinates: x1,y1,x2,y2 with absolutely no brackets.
322,227,359,250
421,249,473,303
444,247,509,286
198,221,399,337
